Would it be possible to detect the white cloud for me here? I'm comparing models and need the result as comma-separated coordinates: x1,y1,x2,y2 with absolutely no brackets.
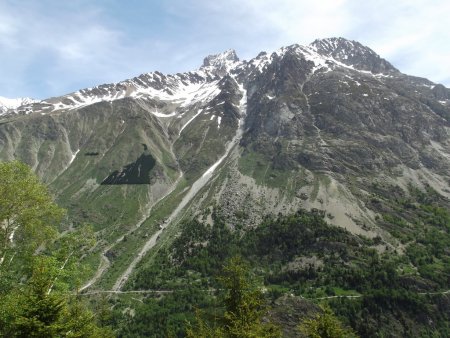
164,0,353,59
0,2,162,98
0,3,112,96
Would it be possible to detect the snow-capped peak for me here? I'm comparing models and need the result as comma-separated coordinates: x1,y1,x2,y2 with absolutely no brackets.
4,39,402,118
309,37,398,74
202,49,239,68
310,37,353,53
0,96,38,116
0,96,37,110
200,49,240,77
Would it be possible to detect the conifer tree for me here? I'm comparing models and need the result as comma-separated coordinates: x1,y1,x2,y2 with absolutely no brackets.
187,256,281,338
299,305,358,338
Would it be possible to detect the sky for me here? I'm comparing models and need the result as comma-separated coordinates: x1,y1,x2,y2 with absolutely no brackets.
1,0,449,100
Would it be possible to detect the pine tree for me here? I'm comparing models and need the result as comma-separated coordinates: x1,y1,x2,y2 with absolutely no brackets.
298,305,358,338
187,256,281,338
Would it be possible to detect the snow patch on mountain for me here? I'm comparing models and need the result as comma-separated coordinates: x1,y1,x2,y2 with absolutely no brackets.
179,109,204,136
69,149,80,166
0,96,38,115
150,110,177,118
245,38,397,78
41,70,223,115
0,96,36,109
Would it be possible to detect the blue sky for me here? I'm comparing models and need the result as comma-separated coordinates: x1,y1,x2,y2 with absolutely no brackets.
1,0,450,99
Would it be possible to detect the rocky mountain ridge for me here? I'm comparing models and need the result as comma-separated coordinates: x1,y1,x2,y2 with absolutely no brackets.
2,38,407,117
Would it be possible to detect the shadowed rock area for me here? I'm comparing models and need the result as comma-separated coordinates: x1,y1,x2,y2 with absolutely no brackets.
101,153,156,185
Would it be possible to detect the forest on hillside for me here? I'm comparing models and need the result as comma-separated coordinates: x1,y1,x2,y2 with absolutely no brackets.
1,161,449,337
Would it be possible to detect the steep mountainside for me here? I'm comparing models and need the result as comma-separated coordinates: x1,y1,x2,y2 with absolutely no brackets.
1,37,450,296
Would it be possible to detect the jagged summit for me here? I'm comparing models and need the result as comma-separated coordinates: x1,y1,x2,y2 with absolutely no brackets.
310,37,358,53
202,49,239,68
310,37,398,73
201,49,240,77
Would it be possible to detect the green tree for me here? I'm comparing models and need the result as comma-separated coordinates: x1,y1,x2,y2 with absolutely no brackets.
299,305,358,338
0,160,64,281
187,256,281,338
186,309,226,338
46,224,97,293
0,161,112,337
3,256,113,337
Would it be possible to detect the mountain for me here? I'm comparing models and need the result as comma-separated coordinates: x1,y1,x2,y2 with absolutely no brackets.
1,37,450,336
0,96,37,116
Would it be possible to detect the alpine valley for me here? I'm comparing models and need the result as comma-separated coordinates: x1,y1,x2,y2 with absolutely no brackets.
1,38,450,337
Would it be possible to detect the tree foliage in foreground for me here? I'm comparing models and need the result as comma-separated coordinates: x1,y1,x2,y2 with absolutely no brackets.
0,161,65,277
2,257,112,337
0,161,112,337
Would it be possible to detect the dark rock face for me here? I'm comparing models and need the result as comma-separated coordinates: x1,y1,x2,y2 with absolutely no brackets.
243,48,313,144
174,74,242,181
432,84,450,100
